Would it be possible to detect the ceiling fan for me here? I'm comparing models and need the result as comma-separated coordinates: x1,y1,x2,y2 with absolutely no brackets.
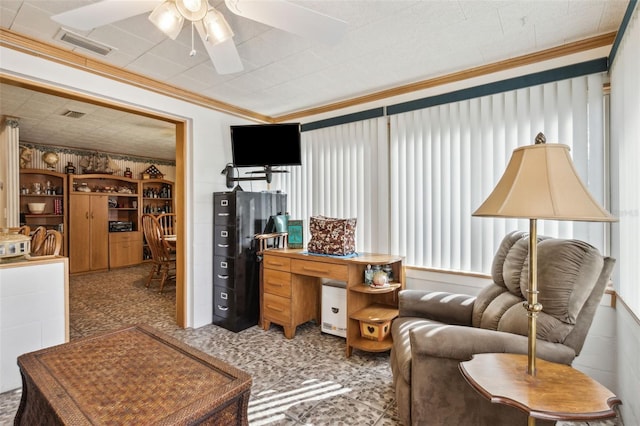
51,0,348,75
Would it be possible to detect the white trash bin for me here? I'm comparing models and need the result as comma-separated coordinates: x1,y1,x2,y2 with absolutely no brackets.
321,281,347,338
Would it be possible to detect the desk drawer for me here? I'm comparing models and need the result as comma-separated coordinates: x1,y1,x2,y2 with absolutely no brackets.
263,293,291,324
263,269,291,298
291,259,348,281
263,255,291,272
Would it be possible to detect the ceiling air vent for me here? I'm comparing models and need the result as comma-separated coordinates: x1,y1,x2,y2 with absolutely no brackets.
62,110,86,119
55,28,115,56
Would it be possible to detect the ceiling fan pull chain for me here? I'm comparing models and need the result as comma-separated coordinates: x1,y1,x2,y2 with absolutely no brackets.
190,22,196,57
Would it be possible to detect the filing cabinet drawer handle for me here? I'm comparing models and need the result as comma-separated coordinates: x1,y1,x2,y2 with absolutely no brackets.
269,261,286,266
218,244,229,248
217,305,229,311
267,282,283,287
217,274,229,279
266,304,284,313
217,213,230,216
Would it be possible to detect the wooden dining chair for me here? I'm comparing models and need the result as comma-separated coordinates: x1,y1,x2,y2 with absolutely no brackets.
39,229,62,256
8,225,31,236
156,213,177,253
30,226,47,255
142,214,176,292
156,213,176,236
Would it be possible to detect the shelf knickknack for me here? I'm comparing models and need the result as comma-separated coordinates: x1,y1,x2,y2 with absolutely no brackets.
141,165,164,180
79,153,121,175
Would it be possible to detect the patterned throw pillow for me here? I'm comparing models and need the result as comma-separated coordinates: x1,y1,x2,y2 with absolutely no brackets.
307,215,357,255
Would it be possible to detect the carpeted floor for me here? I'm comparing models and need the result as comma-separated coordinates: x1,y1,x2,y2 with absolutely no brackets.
0,265,623,425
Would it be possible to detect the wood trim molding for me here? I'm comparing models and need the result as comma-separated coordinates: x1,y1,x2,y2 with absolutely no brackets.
1,28,615,123
273,32,617,122
175,121,186,328
0,74,182,125
0,28,270,123
406,265,491,280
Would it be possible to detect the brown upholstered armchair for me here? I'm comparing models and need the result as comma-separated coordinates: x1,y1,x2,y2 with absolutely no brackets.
390,231,615,426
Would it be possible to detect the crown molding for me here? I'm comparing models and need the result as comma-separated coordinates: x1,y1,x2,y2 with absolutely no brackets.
1,28,616,123
273,32,616,122
0,28,270,123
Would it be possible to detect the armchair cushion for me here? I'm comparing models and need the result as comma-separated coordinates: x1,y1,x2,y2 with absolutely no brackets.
535,238,604,325
398,290,475,326
473,232,607,345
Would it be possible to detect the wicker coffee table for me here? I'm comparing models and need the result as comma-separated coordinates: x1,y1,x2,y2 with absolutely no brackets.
15,324,251,425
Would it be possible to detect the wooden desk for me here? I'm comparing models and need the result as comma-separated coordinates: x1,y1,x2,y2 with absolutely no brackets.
459,353,621,425
15,324,251,425
261,249,405,357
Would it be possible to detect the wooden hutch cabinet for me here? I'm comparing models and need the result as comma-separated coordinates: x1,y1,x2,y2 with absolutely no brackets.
68,174,141,273
19,169,68,254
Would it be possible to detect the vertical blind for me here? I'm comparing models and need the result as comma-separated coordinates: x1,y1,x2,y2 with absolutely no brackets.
273,117,388,253
389,74,608,273
610,5,639,318
278,73,608,275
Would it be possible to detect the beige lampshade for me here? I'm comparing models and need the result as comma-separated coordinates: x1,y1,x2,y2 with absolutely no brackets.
473,142,616,222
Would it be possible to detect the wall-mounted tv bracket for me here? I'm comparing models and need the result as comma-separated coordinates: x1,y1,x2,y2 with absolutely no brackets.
221,164,288,189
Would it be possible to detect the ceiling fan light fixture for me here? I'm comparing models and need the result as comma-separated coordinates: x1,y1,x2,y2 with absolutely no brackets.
149,1,184,40
203,8,234,45
176,0,208,21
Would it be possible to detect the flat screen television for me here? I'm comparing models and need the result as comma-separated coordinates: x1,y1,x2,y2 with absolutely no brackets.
231,123,302,168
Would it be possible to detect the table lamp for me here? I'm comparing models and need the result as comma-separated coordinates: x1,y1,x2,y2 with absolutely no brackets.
473,132,616,375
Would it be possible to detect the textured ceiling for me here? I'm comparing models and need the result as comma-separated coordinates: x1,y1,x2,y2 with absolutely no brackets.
0,0,629,160
0,82,177,160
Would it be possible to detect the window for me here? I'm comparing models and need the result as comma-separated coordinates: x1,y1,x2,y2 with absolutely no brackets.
278,73,609,276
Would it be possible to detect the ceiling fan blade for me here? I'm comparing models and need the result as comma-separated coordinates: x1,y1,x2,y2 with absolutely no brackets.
224,0,347,44
195,22,243,75
51,0,162,31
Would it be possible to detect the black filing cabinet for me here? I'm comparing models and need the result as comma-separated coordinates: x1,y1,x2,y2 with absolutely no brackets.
213,190,287,332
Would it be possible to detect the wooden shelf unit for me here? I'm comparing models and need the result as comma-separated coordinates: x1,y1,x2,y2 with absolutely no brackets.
141,179,174,215
140,179,174,261
19,169,68,254
346,258,405,355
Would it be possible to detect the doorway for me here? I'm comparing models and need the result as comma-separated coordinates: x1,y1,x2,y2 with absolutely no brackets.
0,76,187,326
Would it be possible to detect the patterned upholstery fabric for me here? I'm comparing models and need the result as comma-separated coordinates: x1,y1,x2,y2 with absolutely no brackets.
307,215,357,255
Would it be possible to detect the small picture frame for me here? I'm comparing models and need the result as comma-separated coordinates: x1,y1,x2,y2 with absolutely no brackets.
287,220,304,249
